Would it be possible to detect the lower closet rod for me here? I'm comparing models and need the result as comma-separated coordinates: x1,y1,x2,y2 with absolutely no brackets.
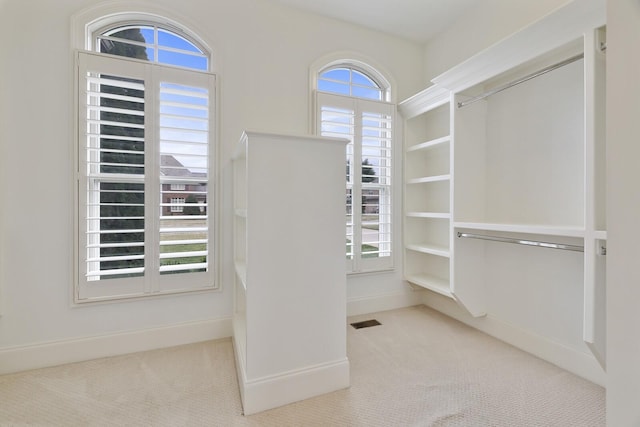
457,232,584,252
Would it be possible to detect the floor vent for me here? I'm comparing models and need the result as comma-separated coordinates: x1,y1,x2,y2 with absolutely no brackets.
350,319,381,329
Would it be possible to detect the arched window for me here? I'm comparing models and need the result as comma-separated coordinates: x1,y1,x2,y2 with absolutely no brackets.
318,67,384,100
315,60,394,274
95,24,209,71
75,17,216,302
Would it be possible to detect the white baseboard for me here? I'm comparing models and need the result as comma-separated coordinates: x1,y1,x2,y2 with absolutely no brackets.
0,317,233,375
347,288,423,317
0,288,420,377
422,293,607,387
233,343,350,416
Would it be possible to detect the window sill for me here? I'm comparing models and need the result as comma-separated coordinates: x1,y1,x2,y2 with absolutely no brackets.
72,285,219,307
347,267,395,277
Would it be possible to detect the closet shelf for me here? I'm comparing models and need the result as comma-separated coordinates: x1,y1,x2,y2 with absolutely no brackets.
406,174,450,184
407,212,451,219
407,135,450,153
453,221,585,238
398,85,450,118
405,243,450,258
406,274,453,298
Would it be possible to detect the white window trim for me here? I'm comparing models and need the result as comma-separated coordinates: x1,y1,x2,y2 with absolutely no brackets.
311,55,396,275
94,21,210,72
71,4,215,71
316,92,395,275
71,8,220,304
308,52,397,123
74,54,218,303
76,51,217,301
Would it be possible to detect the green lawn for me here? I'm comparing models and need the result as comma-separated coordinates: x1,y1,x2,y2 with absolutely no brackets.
160,242,207,268
346,241,380,259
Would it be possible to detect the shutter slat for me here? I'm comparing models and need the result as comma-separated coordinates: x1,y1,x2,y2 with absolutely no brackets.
87,76,145,91
160,262,207,273
161,100,208,111
87,254,145,263
86,267,144,278
87,242,145,249
87,119,144,129
86,229,145,234
159,226,208,233
161,87,209,99
160,239,208,246
88,105,145,116
160,250,207,259
87,91,145,105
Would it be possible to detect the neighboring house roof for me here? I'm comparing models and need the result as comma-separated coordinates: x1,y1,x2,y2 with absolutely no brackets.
160,154,206,178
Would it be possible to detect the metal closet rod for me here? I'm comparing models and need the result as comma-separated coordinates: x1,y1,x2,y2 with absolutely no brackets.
456,53,584,108
457,232,584,253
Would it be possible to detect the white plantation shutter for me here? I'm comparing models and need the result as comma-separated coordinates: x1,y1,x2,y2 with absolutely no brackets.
320,102,355,261
78,53,149,299
85,74,146,281
158,80,209,276
317,92,394,273
76,52,216,302
361,109,392,260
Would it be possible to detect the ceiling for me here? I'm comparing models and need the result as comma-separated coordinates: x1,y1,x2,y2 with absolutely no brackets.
269,0,483,44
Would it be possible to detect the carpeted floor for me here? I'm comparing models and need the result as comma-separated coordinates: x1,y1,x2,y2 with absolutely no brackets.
0,305,605,426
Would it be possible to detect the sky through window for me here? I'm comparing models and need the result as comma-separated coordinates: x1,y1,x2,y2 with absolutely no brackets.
98,25,208,71
318,67,382,101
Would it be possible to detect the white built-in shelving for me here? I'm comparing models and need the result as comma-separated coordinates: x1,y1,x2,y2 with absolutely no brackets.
400,88,453,299
399,0,606,370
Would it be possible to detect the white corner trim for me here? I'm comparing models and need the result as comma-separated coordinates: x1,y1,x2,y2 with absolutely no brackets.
422,293,606,387
347,289,424,317
0,317,232,375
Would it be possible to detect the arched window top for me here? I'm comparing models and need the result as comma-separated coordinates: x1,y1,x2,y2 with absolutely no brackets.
317,61,391,102
94,23,209,71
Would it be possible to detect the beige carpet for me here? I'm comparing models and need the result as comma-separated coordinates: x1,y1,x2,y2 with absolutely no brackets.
0,305,605,426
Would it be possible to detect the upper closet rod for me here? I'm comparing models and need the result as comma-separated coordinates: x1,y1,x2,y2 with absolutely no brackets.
457,53,584,108
457,232,584,252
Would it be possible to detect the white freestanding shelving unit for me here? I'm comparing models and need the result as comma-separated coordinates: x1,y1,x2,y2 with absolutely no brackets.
400,0,607,372
232,131,349,415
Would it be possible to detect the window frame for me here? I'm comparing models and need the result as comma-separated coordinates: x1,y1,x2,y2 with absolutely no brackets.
73,19,218,303
318,67,384,100
93,21,210,72
314,61,395,274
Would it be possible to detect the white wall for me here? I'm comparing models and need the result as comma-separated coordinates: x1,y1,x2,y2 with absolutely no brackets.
0,0,424,367
606,1,640,424
423,0,572,82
